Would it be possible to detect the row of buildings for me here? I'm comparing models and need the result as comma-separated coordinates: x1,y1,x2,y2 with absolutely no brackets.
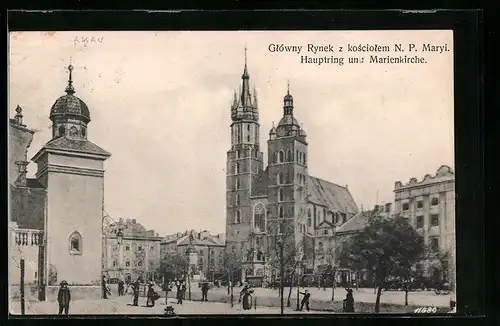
9,52,455,301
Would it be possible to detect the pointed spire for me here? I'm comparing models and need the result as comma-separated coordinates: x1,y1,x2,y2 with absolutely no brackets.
65,57,75,95
287,80,290,95
240,46,251,106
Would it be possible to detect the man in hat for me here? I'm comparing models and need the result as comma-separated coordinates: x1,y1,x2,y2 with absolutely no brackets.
132,280,140,306
146,282,157,307
102,275,109,299
299,289,311,311
57,280,71,315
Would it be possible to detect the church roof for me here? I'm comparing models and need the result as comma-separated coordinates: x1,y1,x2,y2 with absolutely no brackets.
250,170,358,214
35,136,111,158
307,176,358,214
336,210,374,234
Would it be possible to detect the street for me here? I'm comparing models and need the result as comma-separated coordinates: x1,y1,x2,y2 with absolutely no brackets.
10,296,325,315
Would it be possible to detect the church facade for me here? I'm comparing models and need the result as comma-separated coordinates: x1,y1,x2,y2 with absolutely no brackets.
225,54,359,283
9,62,110,300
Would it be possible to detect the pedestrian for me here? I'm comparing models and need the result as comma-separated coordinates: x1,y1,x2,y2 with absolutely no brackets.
132,280,140,306
228,280,232,295
343,288,355,312
57,280,71,315
238,281,249,303
146,282,158,307
176,281,184,305
299,289,311,311
165,281,173,305
118,280,124,296
201,282,209,301
102,276,108,299
241,287,254,310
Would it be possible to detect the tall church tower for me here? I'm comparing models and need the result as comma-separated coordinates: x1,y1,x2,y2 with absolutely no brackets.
32,62,111,288
267,83,308,253
225,49,264,264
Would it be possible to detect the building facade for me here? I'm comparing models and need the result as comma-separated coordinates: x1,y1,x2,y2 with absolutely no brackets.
160,230,225,282
105,219,163,283
9,63,111,295
225,52,359,283
394,165,456,289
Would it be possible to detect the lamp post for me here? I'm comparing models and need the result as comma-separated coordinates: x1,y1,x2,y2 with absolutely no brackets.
116,228,123,280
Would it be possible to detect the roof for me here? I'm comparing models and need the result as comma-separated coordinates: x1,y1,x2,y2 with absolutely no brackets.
308,176,359,214
395,165,455,191
34,136,111,158
176,234,225,247
50,94,91,122
336,210,374,234
251,167,269,197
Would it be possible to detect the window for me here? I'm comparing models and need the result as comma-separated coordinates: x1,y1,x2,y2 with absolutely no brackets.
317,210,322,223
137,260,143,267
210,258,215,265
277,173,284,185
274,152,278,164
307,218,311,227
69,126,78,137
318,242,324,251
308,208,311,217
58,125,65,136
254,203,266,233
236,194,240,206
297,173,300,183
199,250,203,256
342,213,347,224
431,197,439,206
416,201,423,209
235,210,241,223
247,124,251,131
279,222,285,234
430,214,439,227
279,205,284,218
323,230,328,235
125,261,131,267
125,244,130,251
430,237,439,251
235,177,240,190
278,188,284,202
279,150,284,163
81,128,86,137
235,163,240,174
69,231,82,255
287,150,293,161
304,153,307,165
236,150,241,159
247,134,250,142
296,150,299,162
150,245,155,252
416,216,424,229
402,203,409,211
138,245,142,251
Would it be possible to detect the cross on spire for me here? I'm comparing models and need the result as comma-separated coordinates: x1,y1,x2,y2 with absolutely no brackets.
287,80,290,95
65,57,75,95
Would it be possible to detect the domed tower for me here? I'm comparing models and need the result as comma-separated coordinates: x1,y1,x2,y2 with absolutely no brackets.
267,82,308,255
32,61,111,289
225,47,264,264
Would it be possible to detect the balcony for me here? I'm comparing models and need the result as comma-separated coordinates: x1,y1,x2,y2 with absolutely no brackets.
13,229,43,246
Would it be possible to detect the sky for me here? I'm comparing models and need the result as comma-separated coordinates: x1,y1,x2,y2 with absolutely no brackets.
8,30,454,236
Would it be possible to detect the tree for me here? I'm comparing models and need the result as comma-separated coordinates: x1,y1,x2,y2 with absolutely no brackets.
338,215,425,313
157,251,189,284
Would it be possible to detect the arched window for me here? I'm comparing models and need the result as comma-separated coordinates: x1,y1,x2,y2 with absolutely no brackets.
274,152,278,164
69,231,82,255
235,210,241,223
296,173,300,183
254,203,266,233
58,125,66,136
236,150,241,159
318,242,323,250
278,188,284,202
277,173,284,185
235,177,240,190
303,153,307,165
235,194,240,206
278,150,284,163
287,150,292,161
279,205,284,218
307,218,312,227
296,150,299,162
235,163,240,174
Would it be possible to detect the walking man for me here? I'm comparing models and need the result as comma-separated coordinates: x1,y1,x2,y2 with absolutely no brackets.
102,276,109,299
57,280,71,315
132,280,140,306
146,282,157,307
201,282,209,301
176,281,185,305
118,280,124,296
299,289,311,311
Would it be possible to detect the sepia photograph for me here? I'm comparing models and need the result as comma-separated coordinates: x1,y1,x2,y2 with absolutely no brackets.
8,30,456,316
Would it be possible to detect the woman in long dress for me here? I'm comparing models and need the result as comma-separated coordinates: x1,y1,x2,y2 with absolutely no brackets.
242,288,254,310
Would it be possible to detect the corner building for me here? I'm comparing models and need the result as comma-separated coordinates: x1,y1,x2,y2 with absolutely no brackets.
225,54,359,283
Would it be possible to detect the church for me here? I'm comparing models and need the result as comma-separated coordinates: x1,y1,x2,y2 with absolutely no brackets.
225,52,360,284
9,62,110,301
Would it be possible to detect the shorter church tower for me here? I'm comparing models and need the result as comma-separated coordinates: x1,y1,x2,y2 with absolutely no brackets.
32,61,111,287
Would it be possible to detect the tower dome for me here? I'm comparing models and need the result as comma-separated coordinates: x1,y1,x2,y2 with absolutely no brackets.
49,61,91,140
49,63,91,123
